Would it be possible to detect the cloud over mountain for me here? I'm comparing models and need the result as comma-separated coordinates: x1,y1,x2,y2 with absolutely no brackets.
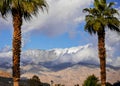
0,43,120,69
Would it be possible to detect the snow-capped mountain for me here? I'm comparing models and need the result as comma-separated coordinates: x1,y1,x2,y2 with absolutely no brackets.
19,44,98,66
0,44,120,70
0,44,120,86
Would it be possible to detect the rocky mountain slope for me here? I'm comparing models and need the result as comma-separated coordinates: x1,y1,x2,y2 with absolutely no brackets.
0,64,120,86
0,45,120,86
21,64,120,86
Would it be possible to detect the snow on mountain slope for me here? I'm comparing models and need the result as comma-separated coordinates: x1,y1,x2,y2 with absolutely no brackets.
21,49,57,63
0,44,120,68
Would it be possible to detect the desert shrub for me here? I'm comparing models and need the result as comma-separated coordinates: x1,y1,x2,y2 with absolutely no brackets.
74,84,79,86
27,75,50,86
40,82,50,86
28,75,41,86
113,81,120,86
54,84,64,86
106,82,113,86
82,74,100,86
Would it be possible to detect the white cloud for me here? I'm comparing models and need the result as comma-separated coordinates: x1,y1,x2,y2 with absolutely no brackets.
22,0,93,36
53,44,99,65
0,45,11,52
106,30,120,46
113,57,120,66
0,43,119,67
105,30,120,59
0,0,119,37
0,51,12,58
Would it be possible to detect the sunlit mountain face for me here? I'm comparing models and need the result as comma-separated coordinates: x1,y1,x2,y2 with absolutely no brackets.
0,44,120,86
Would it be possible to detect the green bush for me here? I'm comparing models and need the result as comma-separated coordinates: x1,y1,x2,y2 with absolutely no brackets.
82,74,100,86
27,75,50,86
106,82,113,86
28,75,41,86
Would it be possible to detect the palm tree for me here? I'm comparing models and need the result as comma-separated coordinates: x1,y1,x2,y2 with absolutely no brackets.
0,0,48,86
83,0,120,86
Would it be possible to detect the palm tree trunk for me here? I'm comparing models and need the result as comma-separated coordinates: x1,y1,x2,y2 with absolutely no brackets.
97,29,106,86
12,8,22,86
13,81,19,86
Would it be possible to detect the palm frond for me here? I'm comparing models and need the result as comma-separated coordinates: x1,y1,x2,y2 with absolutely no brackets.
23,11,32,21
21,0,48,20
83,8,90,13
85,15,94,22
110,8,119,15
100,0,106,4
83,0,120,34
0,0,48,20
108,2,115,8
107,17,120,32
94,0,99,9
0,0,11,17
108,24,120,32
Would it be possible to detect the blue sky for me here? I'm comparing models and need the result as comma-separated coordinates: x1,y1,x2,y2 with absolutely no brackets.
0,0,119,50
23,24,91,50
0,0,119,67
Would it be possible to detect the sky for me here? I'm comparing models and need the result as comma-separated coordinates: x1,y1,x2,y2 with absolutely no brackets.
0,0,119,50
0,0,119,67
0,0,119,52
0,0,93,50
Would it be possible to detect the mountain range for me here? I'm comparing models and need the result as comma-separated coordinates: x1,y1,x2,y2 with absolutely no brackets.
0,44,120,86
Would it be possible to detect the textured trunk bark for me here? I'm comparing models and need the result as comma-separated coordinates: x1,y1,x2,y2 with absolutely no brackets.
12,8,22,86
13,81,19,86
97,29,106,86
